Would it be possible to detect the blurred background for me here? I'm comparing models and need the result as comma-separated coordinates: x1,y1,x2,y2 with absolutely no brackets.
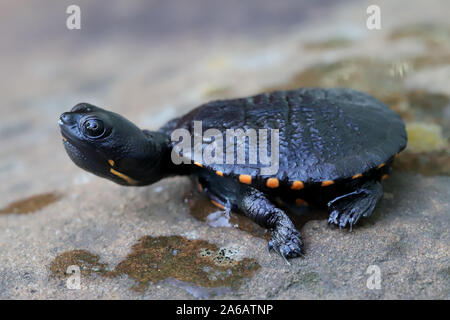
0,0,449,299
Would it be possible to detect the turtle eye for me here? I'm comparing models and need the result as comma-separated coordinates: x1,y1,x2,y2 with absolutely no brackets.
82,118,105,138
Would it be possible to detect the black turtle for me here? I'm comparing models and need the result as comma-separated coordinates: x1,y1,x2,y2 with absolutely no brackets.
58,88,407,261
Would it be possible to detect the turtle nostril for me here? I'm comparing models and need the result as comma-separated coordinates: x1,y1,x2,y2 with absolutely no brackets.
59,112,72,124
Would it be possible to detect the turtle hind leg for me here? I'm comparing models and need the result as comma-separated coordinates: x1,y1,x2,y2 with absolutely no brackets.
327,180,383,230
196,170,302,262
238,188,303,262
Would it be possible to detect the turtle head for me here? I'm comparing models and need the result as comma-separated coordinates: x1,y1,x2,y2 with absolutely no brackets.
58,103,168,186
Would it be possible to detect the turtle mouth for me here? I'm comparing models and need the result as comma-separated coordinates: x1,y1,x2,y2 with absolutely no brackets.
58,119,107,174
60,132,79,154
60,130,69,143
58,122,77,146
60,131,113,182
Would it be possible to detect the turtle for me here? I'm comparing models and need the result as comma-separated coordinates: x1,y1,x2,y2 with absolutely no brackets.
58,88,407,261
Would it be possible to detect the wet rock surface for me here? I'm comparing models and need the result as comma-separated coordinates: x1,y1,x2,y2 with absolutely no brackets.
0,0,449,299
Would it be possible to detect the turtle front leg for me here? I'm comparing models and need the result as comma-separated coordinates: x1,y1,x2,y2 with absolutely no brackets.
237,188,303,262
327,179,384,230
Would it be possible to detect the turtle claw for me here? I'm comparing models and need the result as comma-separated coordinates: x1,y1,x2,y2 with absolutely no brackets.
332,208,364,230
268,226,303,263
267,240,274,253
280,251,291,266
328,209,339,225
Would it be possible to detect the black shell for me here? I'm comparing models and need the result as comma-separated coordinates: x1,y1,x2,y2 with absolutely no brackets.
173,88,407,187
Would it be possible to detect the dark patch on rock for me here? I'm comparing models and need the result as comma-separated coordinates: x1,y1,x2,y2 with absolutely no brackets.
49,236,260,295
0,192,61,214
111,235,260,292
49,249,108,278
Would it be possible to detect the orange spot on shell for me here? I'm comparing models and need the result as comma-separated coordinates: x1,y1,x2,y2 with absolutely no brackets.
352,173,363,180
321,180,334,187
108,159,115,167
291,180,304,190
394,153,399,159
193,161,203,167
381,174,389,181
239,174,252,184
295,198,308,206
266,178,279,188
210,200,225,210
377,163,386,169
216,171,223,177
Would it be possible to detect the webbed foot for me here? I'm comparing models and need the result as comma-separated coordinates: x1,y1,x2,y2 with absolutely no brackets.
328,180,383,229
